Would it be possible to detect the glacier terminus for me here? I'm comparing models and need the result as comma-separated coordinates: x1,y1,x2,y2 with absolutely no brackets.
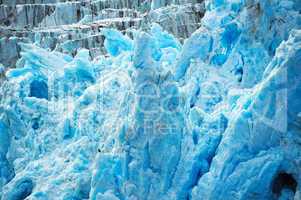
0,0,301,200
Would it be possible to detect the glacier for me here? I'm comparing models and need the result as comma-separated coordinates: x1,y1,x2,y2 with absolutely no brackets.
0,0,301,200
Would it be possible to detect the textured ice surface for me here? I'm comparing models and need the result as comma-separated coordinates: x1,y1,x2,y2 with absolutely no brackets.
0,0,301,200
0,0,205,69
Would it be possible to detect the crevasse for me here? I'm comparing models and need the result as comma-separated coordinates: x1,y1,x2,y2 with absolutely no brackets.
0,0,301,200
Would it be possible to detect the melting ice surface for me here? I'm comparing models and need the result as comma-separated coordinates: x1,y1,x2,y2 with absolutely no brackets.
1,0,301,200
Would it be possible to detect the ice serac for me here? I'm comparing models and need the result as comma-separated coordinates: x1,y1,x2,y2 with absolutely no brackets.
192,29,301,200
0,0,301,200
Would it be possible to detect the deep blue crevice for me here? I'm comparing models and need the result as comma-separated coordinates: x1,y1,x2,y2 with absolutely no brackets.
8,177,34,200
29,80,48,100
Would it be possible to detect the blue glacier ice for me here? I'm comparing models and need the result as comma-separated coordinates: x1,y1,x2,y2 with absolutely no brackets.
0,0,301,200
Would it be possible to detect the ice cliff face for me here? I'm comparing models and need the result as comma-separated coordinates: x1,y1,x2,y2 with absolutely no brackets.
0,0,301,200
0,0,204,69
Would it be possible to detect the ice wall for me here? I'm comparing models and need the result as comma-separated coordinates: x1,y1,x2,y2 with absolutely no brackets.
0,0,205,69
0,0,301,200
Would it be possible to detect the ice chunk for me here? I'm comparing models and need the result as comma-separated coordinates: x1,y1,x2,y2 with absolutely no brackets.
102,29,133,57
175,27,213,80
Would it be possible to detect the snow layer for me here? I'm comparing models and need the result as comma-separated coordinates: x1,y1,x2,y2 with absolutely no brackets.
0,0,301,200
